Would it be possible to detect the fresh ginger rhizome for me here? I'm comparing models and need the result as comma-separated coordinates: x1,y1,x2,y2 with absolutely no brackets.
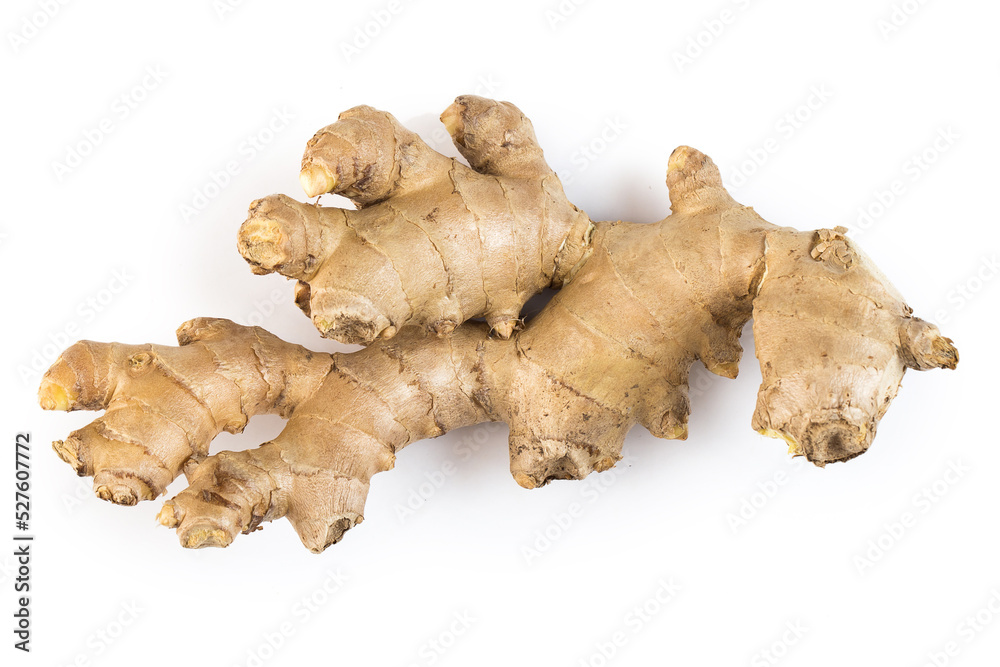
39,96,957,552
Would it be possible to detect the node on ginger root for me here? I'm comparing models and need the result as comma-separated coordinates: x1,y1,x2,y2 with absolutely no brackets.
39,97,957,553
238,95,593,344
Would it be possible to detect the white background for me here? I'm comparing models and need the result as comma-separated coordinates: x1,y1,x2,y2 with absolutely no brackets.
2,1,997,665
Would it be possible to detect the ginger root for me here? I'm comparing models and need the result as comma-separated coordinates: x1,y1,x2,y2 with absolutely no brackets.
39,98,958,553
238,95,592,343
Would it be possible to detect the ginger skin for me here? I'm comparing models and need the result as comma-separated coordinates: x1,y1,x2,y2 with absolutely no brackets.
238,96,592,343
39,99,957,553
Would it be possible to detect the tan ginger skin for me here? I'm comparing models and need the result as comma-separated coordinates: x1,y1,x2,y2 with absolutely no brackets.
239,95,593,343
38,96,958,553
